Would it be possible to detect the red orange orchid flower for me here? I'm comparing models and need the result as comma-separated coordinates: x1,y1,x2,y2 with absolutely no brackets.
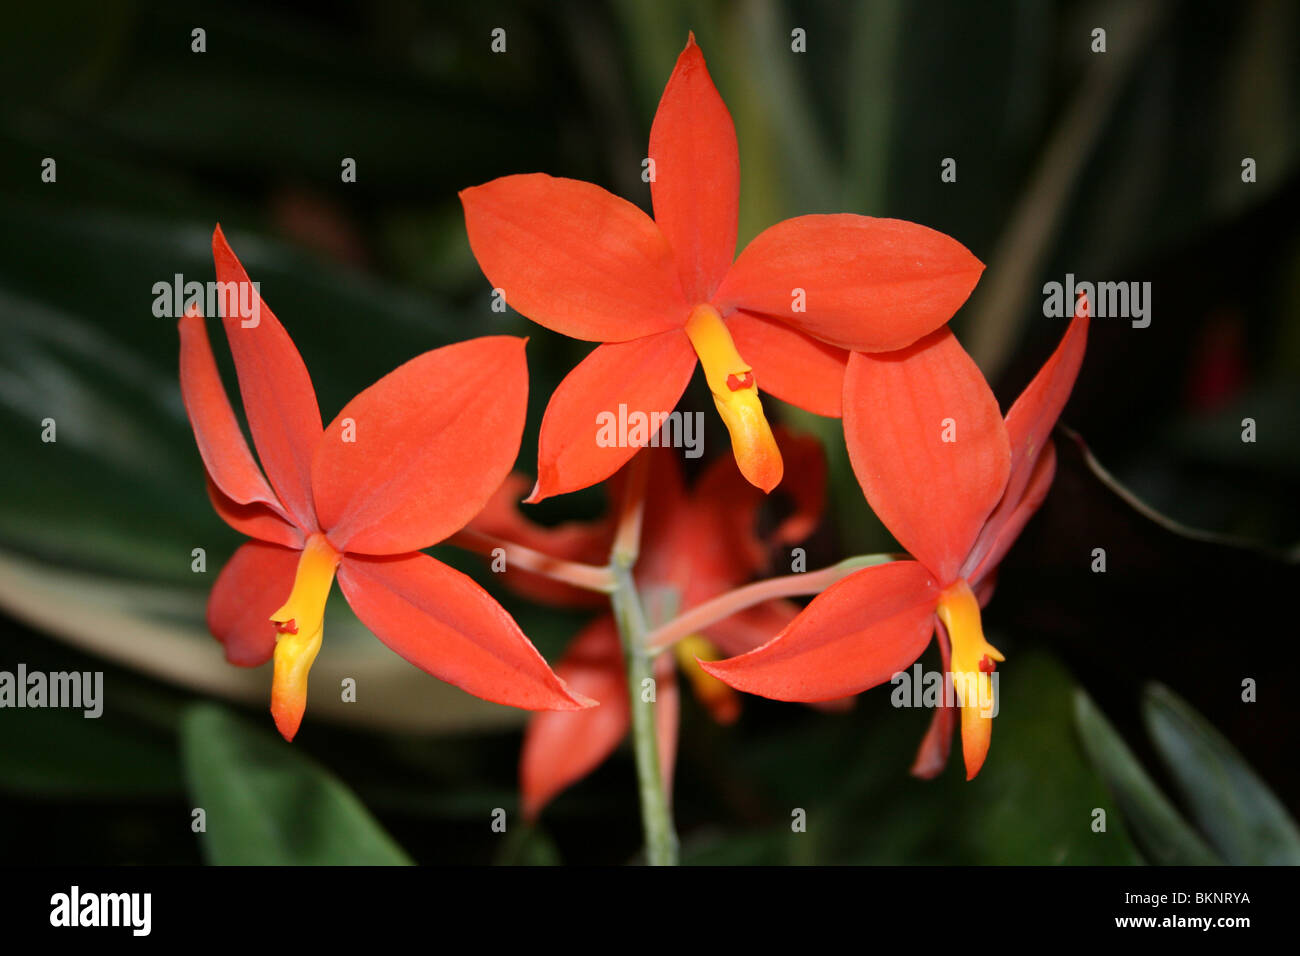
703,296,1090,780
460,34,983,500
179,226,592,740
467,436,825,818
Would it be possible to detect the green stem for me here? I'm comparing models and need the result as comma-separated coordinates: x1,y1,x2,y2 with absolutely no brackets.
608,454,678,866
610,562,678,865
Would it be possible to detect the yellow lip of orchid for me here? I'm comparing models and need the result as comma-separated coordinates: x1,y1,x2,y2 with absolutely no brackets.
674,633,740,724
684,304,783,493
935,578,1005,780
268,533,341,740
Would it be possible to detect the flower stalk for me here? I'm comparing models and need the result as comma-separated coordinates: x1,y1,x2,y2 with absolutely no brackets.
609,454,679,865
645,553,900,652
448,528,616,593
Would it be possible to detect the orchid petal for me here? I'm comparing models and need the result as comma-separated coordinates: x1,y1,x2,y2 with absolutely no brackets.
679,428,826,589
964,301,1089,577
648,33,739,302
207,540,302,667
1002,297,1089,507
313,337,528,555
844,329,1010,584
936,579,1003,780
519,616,630,819
966,441,1057,587
726,311,848,417
337,551,595,711
630,447,692,595
178,306,286,517
714,215,984,352
205,478,303,549
212,225,322,530
910,619,954,779
700,561,939,701
703,598,802,659
529,329,697,502
460,174,687,342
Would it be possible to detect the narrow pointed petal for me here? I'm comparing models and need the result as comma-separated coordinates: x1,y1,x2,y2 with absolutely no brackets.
910,619,954,779
313,337,528,555
460,174,688,342
844,329,1010,584
530,329,697,502
998,298,1089,507
520,616,630,819
207,540,302,667
714,215,984,352
962,298,1086,579
965,441,1057,587
701,561,939,701
648,33,739,302
338,552,595,711
205,478,303,549
178,305,287,516
212,225,322,529
726,311,848,417
1004,297,1089,488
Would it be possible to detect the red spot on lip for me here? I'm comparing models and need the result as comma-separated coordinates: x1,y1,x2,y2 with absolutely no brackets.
276,619,299,635
979,655,996,674
726,371,754,391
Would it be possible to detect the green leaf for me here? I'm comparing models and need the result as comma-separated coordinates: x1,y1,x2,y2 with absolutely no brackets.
1143,683,1300,865
180,703,412,865
1073,689,1219,865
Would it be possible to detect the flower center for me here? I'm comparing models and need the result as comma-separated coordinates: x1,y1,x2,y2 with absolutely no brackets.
935,578,1005,780
268,532,341,740
683,304,782,492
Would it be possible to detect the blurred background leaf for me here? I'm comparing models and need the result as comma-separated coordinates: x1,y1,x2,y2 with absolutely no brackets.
180,703,412,865
1075,683,1300,865
1143,683,1300,865
1074,687,1219,865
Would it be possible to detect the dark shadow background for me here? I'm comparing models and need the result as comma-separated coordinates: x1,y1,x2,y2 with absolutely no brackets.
0,0,1296,864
